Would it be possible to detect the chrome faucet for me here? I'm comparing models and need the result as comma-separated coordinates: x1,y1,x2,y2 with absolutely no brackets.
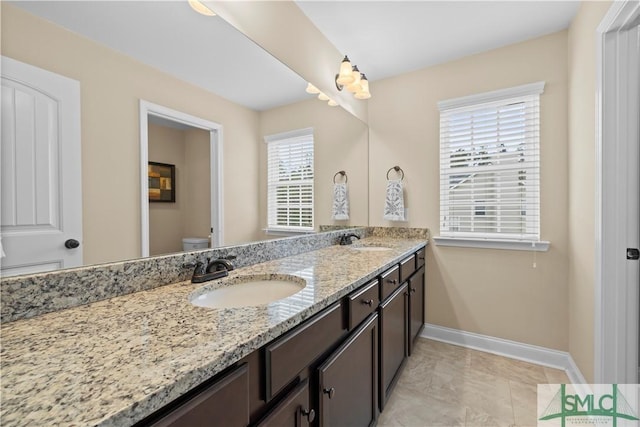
184,256,236,283
339,233,361,245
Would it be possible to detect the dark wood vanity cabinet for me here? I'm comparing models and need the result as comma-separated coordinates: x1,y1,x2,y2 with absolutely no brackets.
149,363,250,427
378,282,409,410
317,313,378,427
408,266,425,356
139,245,427,427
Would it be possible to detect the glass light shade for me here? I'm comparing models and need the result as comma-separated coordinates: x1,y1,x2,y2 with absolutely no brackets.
327,99,338,107
188,0,216,16
346,66,362,93
318,92,330,101
355,75,372,100
336,56,355,86
305,83,320,94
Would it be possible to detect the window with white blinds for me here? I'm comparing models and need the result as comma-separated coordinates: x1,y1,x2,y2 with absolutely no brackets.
438,82,545,242
265,128,314,232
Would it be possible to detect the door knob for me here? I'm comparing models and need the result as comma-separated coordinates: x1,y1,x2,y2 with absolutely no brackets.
323,387,335,399
65,239,80,249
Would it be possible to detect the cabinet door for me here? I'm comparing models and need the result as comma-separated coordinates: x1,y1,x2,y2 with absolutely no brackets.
379,283,408,410
317,313,378,427
256,379,314,427
151,363,249,427
408,266,425,356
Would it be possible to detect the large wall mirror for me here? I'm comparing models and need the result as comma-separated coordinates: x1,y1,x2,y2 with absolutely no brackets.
0,1,369,277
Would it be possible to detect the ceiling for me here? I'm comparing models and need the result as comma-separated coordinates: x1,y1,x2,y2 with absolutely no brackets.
10,1,580,111
9,0,308,111
297,1,580,82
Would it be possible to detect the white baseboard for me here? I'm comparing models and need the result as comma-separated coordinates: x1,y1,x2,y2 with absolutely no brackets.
421,323,586,384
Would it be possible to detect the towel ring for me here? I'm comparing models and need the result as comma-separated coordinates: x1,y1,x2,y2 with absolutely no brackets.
386,166,404,181
333,170,348,184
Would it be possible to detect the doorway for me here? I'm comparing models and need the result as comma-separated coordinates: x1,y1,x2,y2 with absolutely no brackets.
595,1,640,384
139,100,223,257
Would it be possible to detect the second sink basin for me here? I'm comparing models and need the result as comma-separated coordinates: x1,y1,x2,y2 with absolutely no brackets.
189,274,306,309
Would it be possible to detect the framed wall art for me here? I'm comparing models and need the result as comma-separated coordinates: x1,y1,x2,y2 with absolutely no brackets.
148,162,175,202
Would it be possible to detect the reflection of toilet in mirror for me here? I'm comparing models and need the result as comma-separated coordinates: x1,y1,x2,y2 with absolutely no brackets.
182,237,209,252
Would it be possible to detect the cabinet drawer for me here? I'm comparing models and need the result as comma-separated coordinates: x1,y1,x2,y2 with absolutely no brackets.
151,364,249,427
416,247,426,269
256,379,314,427
347,279,379,330
380,266,400,301
265,302,345,401
399,255,416,283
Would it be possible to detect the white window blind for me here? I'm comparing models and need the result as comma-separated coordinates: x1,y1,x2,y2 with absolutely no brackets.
265,128,314,232
438,82,545,242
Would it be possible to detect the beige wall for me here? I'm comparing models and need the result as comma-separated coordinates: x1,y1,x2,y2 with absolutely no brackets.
369,31,570,351
567,0,611,383
1,4,262,265
259,98,369,236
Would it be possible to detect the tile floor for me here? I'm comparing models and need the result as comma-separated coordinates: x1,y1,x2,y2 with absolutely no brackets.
377,338,570,427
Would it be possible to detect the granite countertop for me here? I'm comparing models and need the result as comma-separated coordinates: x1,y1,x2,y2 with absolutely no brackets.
0,236,426,426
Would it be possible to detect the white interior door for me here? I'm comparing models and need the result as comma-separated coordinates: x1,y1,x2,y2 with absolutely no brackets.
1,56,82,277
625,23,640,383
596,1,640,385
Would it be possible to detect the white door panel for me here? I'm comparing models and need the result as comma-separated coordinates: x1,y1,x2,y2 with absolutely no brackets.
626,24,640,383
1,56,82,277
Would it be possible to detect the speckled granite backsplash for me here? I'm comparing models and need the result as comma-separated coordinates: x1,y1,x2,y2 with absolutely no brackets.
1,227,428,323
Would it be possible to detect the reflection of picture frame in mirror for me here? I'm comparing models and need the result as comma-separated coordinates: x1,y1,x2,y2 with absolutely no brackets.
148,162,175,202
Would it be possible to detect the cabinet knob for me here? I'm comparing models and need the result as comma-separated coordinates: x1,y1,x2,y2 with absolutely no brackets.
387,279,397,285
323,387,336,399
411,287,416,293
301,408,316,423
362,299,374,306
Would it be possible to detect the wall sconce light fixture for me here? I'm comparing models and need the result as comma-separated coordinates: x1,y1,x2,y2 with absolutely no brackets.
335,56,371,100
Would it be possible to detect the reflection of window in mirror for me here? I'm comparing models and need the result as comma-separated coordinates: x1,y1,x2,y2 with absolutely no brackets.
265,128,315,233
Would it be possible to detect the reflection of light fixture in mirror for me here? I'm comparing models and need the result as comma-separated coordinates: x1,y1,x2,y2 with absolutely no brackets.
188,0,216,16
305,83,320,94
346,66,362,93
355,74,371,100
335,56,355,86
327,99,338,107
318,92,330,101
335,56,371,100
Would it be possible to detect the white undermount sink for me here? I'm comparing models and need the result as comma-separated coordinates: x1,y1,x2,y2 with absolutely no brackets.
189,274,306,309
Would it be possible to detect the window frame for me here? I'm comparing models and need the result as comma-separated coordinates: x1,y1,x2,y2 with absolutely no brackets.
435,82,549,251
264,127,315,234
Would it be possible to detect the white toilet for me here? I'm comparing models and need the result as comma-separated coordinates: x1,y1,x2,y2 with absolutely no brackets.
182,237,209,251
